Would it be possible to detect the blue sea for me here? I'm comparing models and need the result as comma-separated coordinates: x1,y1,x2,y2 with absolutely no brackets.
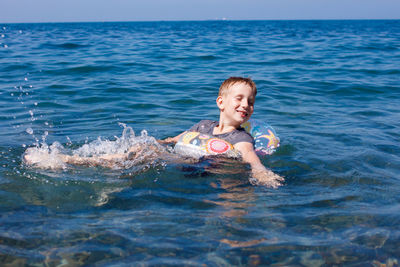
1,20,400,265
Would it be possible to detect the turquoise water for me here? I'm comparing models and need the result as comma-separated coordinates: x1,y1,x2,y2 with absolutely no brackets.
1,20,400,265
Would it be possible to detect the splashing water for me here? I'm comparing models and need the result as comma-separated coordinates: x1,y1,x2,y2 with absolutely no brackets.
23,124,168,170
23,141,67,169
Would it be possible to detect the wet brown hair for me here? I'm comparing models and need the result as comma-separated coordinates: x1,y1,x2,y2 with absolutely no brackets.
218,77,257,97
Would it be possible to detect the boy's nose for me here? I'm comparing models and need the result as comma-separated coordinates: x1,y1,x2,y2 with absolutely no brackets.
241,99,249,108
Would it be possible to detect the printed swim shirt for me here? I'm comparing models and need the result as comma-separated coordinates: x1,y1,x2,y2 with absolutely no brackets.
189,120,254,146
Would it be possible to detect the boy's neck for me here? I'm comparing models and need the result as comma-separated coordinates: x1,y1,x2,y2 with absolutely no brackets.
213,118,240,135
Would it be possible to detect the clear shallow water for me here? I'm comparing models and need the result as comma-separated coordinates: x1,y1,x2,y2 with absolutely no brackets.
1,20,400,265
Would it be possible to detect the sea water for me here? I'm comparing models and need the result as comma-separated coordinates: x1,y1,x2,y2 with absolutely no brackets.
0,20,400,265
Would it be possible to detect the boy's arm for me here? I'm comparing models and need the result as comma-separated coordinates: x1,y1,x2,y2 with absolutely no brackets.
60,153,126,166
234,142,284,188
60,144,143,165
158,131,186,144
61,143,149,165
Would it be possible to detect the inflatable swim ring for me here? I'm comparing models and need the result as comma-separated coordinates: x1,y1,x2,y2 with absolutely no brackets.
174,132,240,158
174,119,280,157
241,119,280,155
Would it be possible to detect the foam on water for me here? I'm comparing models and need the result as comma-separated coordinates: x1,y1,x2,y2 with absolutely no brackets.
23,123,168,170
74,123,151,156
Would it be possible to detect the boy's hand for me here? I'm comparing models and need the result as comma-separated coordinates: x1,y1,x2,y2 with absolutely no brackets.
235,141,284,188
251,168,284,188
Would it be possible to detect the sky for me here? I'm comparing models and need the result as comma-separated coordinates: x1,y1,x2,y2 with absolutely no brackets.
0,0,399,23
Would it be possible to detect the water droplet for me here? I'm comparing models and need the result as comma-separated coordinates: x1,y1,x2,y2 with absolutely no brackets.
1,34,4,38
19,30,22,33
4,44,8,48
22,144,26,147
45,122,49,125
26,128,33,135
34,102,38,106
24,77,28,81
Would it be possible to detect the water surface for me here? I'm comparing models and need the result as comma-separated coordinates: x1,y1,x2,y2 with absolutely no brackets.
0,20,400,265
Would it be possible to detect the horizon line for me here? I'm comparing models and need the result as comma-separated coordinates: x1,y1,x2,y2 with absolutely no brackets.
1,18,400,25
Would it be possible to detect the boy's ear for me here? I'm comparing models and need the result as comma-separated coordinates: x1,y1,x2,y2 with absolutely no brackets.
216,96,224,110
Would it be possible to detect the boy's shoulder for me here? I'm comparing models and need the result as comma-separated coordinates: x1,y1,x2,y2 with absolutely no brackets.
189,120,217,134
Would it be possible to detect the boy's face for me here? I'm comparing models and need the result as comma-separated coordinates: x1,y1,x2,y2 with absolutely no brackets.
217,82,255,126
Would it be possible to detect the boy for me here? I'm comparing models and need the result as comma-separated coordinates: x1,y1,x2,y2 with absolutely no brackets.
24,77,283,188
160,77,283,188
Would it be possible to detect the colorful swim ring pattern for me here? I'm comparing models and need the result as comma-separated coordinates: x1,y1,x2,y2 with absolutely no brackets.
174,119,280,157
241,119,280,155
174,132,239,158
206,138,231,154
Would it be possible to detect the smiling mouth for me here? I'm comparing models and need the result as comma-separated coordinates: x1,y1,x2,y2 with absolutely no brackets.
237,110,248,117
